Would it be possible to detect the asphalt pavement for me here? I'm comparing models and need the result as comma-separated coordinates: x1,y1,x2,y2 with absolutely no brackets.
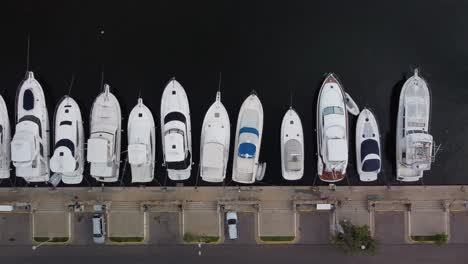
0,244,466,264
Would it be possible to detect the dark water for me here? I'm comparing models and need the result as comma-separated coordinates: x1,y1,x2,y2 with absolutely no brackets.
1,0,468,187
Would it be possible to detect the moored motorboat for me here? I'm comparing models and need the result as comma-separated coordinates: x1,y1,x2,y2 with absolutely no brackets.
160,78,192,181
11,72,50,182
232,92,266,184
200,91,230,183
345,92,360,116
356,108,381,182
0,94,11,179
316,73,348,183
396,69,434,182
87,84,122,183
280,108,304,180
50,96,84,184
127,98,156,183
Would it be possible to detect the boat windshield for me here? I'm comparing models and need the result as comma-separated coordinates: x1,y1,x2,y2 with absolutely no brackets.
323,106,344,116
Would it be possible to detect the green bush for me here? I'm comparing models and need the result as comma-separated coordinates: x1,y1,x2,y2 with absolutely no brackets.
109,237,144,243
183,233,219,243
331,221,378,255
411,233,448,245
260,236,295,242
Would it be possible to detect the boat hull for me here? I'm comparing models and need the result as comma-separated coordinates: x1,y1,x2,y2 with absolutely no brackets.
128,99,156,183
316,74,348,183
232,94,264,184
160,79,192,181
50,96,84,184
12,72,50,182
0,95,11,179
356,108,380,182
87,85,122,182
396,71,431,182
200,92,230,183
280,108,304,180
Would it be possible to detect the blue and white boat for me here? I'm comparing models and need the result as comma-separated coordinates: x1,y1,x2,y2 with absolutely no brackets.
232,92,266,184
356,108,381,182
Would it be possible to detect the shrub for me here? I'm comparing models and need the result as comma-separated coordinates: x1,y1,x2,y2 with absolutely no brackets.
331,220,378,255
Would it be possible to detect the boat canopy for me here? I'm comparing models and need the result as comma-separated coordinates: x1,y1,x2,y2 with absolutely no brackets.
360,139,379,161
50,144,76,173
238,143,256,159
11,131,35,163
362,155,381,172
87,138,111,163
239,127,259,136
202,143,224,168
284,139,302,171
327,139,347,162
128,143,148,165
164,130,185,162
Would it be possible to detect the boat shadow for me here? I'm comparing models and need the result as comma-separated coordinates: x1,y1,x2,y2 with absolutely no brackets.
385,74,406,186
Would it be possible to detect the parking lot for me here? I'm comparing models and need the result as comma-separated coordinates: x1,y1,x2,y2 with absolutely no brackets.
374,212,406,244
449,211,468,244
73,213,94,245
0,213,30,245
298,212,330,244
224,212,256,244
149,212,180,245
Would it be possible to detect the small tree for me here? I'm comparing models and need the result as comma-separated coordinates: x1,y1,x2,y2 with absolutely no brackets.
331,220,378,255
433,233,448,245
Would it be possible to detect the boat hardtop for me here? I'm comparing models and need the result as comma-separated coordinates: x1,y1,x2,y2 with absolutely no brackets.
316,73,348,182
87,84,121,182
356,108,381,182
200,91,230,183
11,71,50,182
49,96,84,184
128,98,155,183
160,78,192,181
281,108,304,180
0,94,11,179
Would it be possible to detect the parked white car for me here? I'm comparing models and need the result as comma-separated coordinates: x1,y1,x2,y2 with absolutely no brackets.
92,213,106,244
226,211,238,240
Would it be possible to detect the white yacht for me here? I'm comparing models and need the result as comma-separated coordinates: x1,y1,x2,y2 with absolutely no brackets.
0,94,11,179
316,73,348,183
232,92,266,184
127,98,155,183
11,72,50,182
87,84,122,182
200,91,230,183
49,96,84,184
356,108,381,182
160,78,192,181
396,69,433,182
280,108,304,180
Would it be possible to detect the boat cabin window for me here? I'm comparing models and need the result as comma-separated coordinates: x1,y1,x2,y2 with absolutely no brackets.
60,121,72,126
323,106,344,116
23,89,35,111
0,125,3,144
